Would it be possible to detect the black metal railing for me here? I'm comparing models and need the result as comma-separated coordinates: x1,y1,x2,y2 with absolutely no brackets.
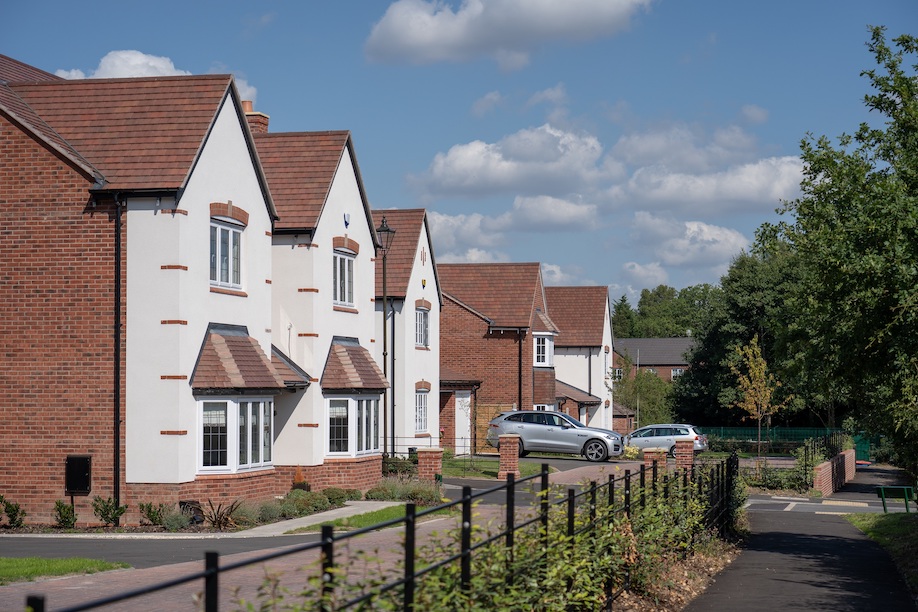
26,454,739,612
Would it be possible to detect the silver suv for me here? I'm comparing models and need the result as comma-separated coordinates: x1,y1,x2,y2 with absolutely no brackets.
625,424,708,457
486,411,623,462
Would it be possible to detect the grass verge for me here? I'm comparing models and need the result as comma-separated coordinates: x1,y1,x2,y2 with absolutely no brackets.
441,457,547,479
848,513,918,598
0,557,129,585
286,504,456,534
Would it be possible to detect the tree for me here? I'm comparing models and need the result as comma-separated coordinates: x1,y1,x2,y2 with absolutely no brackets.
730,335,791,456
613,357,674,427
611,295,636,339
775,27,918,471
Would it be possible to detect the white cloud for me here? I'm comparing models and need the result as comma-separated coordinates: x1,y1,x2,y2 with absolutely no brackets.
234,77,258,104
527,83,568,108
622,261,668,287
487,195,599,232
427,211,504,253
631,212,749,268
611,124,757,174
471,91,505,116
741,104,769,124
437,248,511,264
365,0,652,70
56,50,191,79
415,123,606,198
541,262,594,286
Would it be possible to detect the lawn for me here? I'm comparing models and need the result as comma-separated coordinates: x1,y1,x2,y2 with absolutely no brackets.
287,504,456,534
0,557,129,585
441,456,547,479
848,513,918,599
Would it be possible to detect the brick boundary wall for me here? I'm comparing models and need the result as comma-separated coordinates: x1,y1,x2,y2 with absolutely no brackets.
675,440,694,471
643,448,667,472
813,449,857,497
416,448,444,482
497,434,521,480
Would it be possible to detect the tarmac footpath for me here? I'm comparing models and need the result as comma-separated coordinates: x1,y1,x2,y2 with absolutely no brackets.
686,464,917,611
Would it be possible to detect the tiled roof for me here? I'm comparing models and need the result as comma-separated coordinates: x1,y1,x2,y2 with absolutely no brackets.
545,286,609,347
438,262,551,329
371,209,439,299
440,364,481,385
8,74,234,191
614,337,694,365
191,325,286,392
0,54,61,83
321,337,388,391
611,402,635,417
254,131,352,231
556,379,601,405
271,345,311,389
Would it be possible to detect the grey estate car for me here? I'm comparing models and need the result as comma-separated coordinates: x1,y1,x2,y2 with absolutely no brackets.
486,411,623,462
625,424,708,457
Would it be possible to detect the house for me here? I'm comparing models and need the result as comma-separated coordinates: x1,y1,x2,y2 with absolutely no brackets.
371,209,442,456
544,286,615,430
0,55,285,523
248,115,388,490
439,365,481,455
613,337,694,382
437,263,559,452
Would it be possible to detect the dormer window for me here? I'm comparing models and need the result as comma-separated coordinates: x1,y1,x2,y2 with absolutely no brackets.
534,333,554,367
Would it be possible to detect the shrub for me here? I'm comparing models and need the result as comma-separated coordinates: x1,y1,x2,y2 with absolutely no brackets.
139,502,171,526
231,502,260,527
621,445,640,460
383,456,418,477
54,501,77,528
364,477,443,506
91,496,128,526
4,499,26,528
202,500,243,531
258,500,283,524
162,508,191,532
278,489,331,518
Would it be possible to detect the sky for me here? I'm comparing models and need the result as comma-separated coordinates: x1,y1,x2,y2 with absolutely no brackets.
5,1,915,301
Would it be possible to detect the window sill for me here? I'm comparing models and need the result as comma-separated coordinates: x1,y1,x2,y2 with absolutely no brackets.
333,305,359,314
415,432,431,438
210,286,248,298
415,345,431,351
196,466,275,478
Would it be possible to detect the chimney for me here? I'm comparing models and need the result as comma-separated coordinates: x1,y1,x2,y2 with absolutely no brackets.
242,100,269,134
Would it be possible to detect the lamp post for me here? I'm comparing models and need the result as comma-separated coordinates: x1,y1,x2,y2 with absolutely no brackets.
376,217,396,456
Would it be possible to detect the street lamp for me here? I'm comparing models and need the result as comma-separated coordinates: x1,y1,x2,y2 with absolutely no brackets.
376,216,396,456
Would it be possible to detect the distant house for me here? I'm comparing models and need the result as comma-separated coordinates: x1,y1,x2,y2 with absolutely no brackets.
438,263,559,452
545,286,614,429
371,209,442,456
613,337,694,383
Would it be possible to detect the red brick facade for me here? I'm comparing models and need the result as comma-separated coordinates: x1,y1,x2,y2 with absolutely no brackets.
0,118,125,524
438,392,456,451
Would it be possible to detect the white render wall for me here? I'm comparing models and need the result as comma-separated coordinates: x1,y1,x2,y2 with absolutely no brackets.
125,95,274,483
381,224,440,456
272,150,379,466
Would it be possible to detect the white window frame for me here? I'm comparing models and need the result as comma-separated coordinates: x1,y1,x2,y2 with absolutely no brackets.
534,334,554,367
612,368,623,381
333,250,356,307
671,368,685,379
198,397,273,474
533,404,555,411
415,391,429,433
327,396,381,456
210,219,243,289
415,308,430,347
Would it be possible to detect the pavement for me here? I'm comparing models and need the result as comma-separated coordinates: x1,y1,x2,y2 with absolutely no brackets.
3,460,917,610
685,462,917,611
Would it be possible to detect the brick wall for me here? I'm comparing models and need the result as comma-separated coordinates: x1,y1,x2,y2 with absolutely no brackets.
0,118,125,524
286,456,383,492
532,366,556,405
440,300,533,409
812,449,856,497
438,392,456,452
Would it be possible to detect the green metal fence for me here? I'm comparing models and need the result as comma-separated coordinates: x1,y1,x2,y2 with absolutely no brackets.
698,427,842,442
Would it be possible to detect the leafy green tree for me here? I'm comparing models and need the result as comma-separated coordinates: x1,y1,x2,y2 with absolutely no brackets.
614,357,674,427
730,335,792,456
774,27,918,471
611,294,636,339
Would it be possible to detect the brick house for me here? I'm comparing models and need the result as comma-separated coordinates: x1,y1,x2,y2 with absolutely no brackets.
247,113,388,491
0,55,286,523
371,209,442,456
437,263,560,451
613,337,694,383
545,286,616,430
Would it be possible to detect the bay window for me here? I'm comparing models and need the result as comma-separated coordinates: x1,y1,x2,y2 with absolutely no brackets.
327,396,380,455
200,398,273,473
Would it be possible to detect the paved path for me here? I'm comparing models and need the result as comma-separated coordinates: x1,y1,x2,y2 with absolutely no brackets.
686,463,917,611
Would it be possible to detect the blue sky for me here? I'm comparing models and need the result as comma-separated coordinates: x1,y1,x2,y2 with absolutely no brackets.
6,1,914,300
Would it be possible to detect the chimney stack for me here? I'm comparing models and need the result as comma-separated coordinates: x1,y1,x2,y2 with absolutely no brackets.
242,100,269,134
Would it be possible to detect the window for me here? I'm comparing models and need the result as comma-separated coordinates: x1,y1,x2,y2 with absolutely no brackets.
612,368,623,380
534,334,554,367
333,251,355,307
415,391,428,433
200,399,273,472
533,404,555,411
328,397,380,455
671,368,685,379
210,221,242,289
415,308,430,347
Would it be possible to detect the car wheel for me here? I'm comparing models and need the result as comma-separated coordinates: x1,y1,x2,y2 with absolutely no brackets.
518,439,529,458
668,445,676,458
584,439,608,462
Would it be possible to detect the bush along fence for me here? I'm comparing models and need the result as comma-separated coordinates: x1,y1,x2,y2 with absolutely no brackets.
739,432,851,493
25,455,741,612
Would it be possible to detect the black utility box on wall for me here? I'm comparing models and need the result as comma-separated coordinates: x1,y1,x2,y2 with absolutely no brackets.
65,455,92,495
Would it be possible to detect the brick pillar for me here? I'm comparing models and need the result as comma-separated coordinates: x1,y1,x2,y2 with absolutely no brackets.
675,440,694,471
416,447,443,483
497,434,521,480
644,448,667,471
